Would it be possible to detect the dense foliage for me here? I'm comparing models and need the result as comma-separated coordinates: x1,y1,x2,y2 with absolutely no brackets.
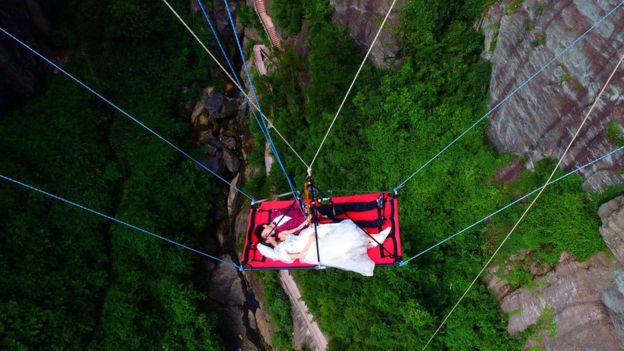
271,0,304,34
1,0,614,349
250,0,610,349
1,0,225,349
257,272,294,349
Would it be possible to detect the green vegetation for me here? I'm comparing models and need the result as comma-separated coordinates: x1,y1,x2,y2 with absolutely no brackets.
272,0,304,34
526,306,557,348
504,267,534,289
1,0,612,349
590,182,624,209
237,3,263,35
505,0,525,15
257,272,294,349
536,3,547,16
560,72,573,84
606,121,624,147
1,0,226,349
533,32,547,47
246,0,608,349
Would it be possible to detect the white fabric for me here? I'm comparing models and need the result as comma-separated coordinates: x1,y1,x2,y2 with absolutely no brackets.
258,243,294,263
273,220,377,276
368,227,391,248
271,214,293,226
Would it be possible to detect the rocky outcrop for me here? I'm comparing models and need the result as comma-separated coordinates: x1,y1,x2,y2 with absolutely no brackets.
485,194,624,349
599,196,624,347
603,270,624,345
0,0,49,110
486,251,624,350
481,0,624,191
329,0,403,68
191,87,245,174
599,195,624,263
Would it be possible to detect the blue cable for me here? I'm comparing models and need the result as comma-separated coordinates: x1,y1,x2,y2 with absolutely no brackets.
195,0,278,179
0,26,255,202
0,174,242,270
394,0,624,192
400,144,624,266
221,0,298,198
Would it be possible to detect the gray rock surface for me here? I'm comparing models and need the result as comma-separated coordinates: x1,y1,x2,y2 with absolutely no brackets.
486,251,623,350
481,0,624,191
603,270,624,345
329,0,403,68
0,0,48,110
599,195,624,263
209,257,245,306
191,87,243,175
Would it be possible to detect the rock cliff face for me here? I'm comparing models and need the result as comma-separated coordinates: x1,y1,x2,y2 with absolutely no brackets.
190,85,272,350
481,0,624,191
328,0,403,68
187,4,277,349
0,0,49,111
600,196,624,263
484,194,624,350
487,252,624,350
192,87,281,350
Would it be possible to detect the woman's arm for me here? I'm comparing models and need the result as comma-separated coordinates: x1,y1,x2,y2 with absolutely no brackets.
289,233,316,260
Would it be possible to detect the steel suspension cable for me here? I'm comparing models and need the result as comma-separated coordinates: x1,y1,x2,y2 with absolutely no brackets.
195,0,309,169
162,0,309,170
221,0,298,197
423,48,624,351
400,142,624,266
309,0,399,169
393,0,624,193
0,26,254,202
0,174,241,269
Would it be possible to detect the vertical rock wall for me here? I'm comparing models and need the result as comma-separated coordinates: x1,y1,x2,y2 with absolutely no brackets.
481,0,624,191
0,0,49,111
329,0,403,67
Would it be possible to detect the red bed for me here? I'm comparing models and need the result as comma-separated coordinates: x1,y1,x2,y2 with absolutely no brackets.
240,192,402,270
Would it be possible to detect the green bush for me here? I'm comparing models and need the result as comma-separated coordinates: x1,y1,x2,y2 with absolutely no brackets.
272,0,304,34
1,1,224,349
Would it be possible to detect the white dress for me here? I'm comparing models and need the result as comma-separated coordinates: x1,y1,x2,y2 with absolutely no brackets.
262,219,376,276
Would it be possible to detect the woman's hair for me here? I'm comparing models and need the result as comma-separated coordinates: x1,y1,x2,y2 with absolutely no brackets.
255,225,274,248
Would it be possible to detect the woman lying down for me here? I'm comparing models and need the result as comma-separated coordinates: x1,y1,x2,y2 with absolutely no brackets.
255,216,391,276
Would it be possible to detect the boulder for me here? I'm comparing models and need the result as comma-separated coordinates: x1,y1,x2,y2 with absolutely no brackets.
221,135,237,150
599,195,624,264
203,89,225,115
209,256,245,306
223,148,241,173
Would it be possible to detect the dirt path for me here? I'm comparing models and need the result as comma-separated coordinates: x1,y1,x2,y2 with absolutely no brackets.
81,51,129,346
278,271,328,351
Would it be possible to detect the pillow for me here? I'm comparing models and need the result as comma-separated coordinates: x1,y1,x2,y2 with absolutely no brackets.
257,243,294,263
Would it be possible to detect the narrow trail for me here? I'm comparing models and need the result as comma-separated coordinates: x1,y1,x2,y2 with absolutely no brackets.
279,271,328,351
82,51,129,346
253,0,282,49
